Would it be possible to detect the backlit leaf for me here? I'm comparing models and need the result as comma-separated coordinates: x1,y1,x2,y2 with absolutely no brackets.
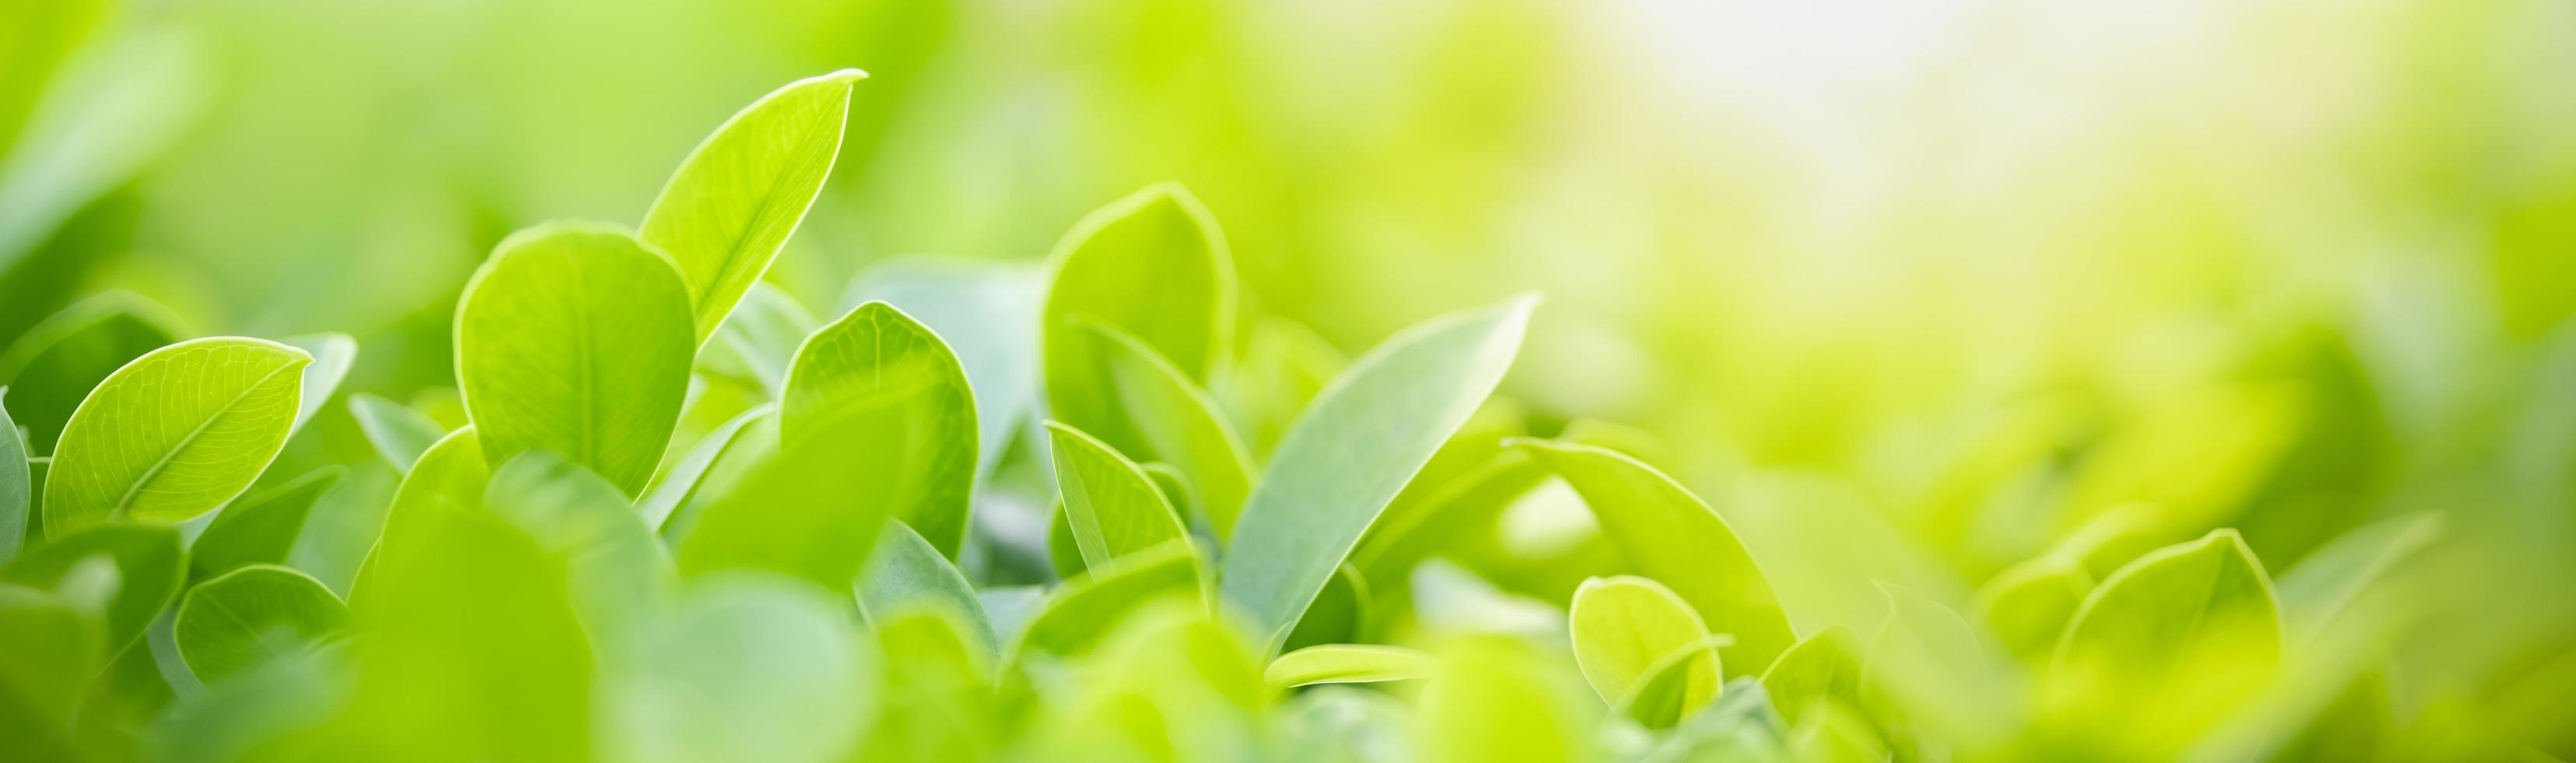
779,301,976,557
45,337,310,533
347,392,445,473
173,564,347,683
1266,643,1434,688
279,333,356,435
675,410,899,590
640,70,863,343
1012,540,1204,660
1416,635,1590,763
1760,626,1864,729
2046,529,2281,756
859,521,998,669
1611,635,1729,730
638,403,772,533
1975,555,2092,662
1074,318,1255,536
841,257,1042,477
698,282,816,398
1041,184,1235,448
483,452,673,640
2273,512,2443,646
1570,575,1720,718
1046,420,1186,574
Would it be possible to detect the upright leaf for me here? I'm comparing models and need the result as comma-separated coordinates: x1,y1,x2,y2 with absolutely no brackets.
841,257,1042,476
698,282,816,397
2046,529,2281,757
1514,439,1796,670
0,292,180,453
638,403,772,533
2,399,24,562
45,338,310,533
483,452,673,640
1012,540,1204,660
778,301,976,557
1759,626,1864,729
351,427,487,610
1218,318,1347,459
1074,318,1255,535
640,70,864,343
346,392,445,473
1611,635,1731,729
1221,297,1533,652
1,523,183,655
1046,420,1186,573
1041,184,1235,448
173,564,347,683
675,413,897,590
455,222,694,498
1975,555,2092,662
859,521,998,670
1569,575,1720,719
279,332,356,434
190,466,342,582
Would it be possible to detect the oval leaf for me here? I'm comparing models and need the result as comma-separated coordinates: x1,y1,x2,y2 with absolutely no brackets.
1221,296,1533,652
483,451,673,639
1046,420,1186,574
1075,318,1255,536
1267,643,1433,688
641,70,863,343
173,564,347,683
1759,626,1864,729
455,222,694,498
2047,529,2282,753
779,301,976,557
859,520,998,670
1570,575,1720,715
674,415,895,590
840,257,1042,477
1611,635,1730,729
45,337,310,533
638,403,772,533
1041,184,1235,446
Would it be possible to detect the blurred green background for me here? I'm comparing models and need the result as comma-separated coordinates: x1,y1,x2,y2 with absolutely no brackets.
5,0,2574,755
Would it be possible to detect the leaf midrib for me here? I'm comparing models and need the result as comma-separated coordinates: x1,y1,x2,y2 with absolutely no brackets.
107,359,296,520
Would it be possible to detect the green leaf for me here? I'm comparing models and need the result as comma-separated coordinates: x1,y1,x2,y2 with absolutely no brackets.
0,30,206,276
605,575,875,763
1759,626,1864,729
2,399,24,563
455,222,695,498
638,403,772,533
1281,563,1371,652
1046,420,1187,573
640,70,864,344
1611,635,1730,730
44,337,311,533
841,257,1042,477
1073,318,1255,536
279,333,356,435
0,584,102,759
1513,438,1797,671
675,412,898,590
1218,317,1347,459
351,427,487,611
1041,184,1235,446
1,523,183,656
1221,296,1533,652
1012,540,1204,659
1974,555,2092,662
2273,512,2443,646
172,564,347,683
0,292,181,454
1416,635,1590,763
346,392,446,473
1266,643,1433,688
190,466,342,582
1569,575,1720,716
483,451,673,640
2047,529,2282,754
779,301,977,557
698,282,817,397
0,0,108,156
859,520,999,670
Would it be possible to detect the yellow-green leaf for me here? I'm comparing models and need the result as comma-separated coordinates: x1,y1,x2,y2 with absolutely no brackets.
279,332,356,434
0,292,181,454
1041,183,1234,446
1074,318,1254,536
0,523,182,656
190,466,341,582
674,411,898,590
2047,529,2282,755
641,70,863,343
1266,643,1434,688
1760,626,1864,729
1046,420,1186,574
1975,555,2092,662
778,301,976,557
1,399,24,562
1570,575,1720,719
1012,540,1204,660
859,520,998,670
173,564,347,683
45,337,310,533
1611,635,1730,729
346,393,445,473
1416,636,1590,763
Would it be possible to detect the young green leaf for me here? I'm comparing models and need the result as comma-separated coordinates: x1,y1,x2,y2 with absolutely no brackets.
0,523,183,655
1042,184,1235,443
2,399,24,563
44,337,311,533
1611,635,1730,729
1974,555,2092,662
0,583,100,758
605,575,875,763
347,392,445,473
640,69,864,344
1012,540,1204,659
674,413,898,590
455,222,694,498
841,257,1041,477
350,427,487,610
1046,420,1187,573
2047,529,2282,754
1415,635,1591,763
1513,439,1796,671
483,451,673,640
1569,575,1721,716
638,403,772,533
189,466,342,582
0,292,181,453
1759,626,1864,729
1221,296,1534,652
1266,643,1435,688
279,332,356,435
698,281,817,397
779,301,976,557
1073,318,1255,535
173,564,348,683
859,520,999,670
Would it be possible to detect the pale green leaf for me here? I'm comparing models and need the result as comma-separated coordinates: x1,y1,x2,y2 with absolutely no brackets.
1,399,23,562
0,0,108,156
0,292,181,454
1011,540,1204,659
841,257,1042,477
1221,296,1533,652
346,392,446,473
1513,438,1796,671
1759,626,1864,729
2273,512,2444,646
0,584,102,758
859,520,998,670
350,427,487,612
605,575,875,763
1975,555,2092,662
1074,318,1255,536
779,301,976,557
483,451,673,640
1281,563,1371,652
640,70,864,343
455,222,695,498
190,466,341,582
0,30,206,273
45,337,311,533
674,412,898,589
1611,635,1730,730
1041,183,1235,449
1416,635,1590,763
638,403,771,533
173,564,347,683
279,333,355,435
1217,317,1347,459
1267,643,1433,688
2047,529,2282,754
1046,420,1186,573
0,523,182,656
698,282,816,397
1570,575,1720,716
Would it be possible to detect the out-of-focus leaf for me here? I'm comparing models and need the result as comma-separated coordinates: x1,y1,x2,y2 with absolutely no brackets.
1349,406,1545,585
189,466,340,582
0,30,206,276
2273,512,2443,645
0,292,180,454
605,575,876,763
1415,635,1590,763
346,393,444,473
841,257,1041,477
859,520,998,670
1042,184,1235,450
1012,540,1203,659
0,583,101,759
1870,583,2005,747
350,427,486,610
1073,318,1255,535
640,403,772,535
1221,297,1532,652
1612,635,1730,730
1975,555,2092,662
1570,575,1720,717
0,0,107,156
862,607,1000,761
2063,384,2303,540
675,411,898,590
142,643,351,763
1047,420,1186,573
1644,677,1796,762
455,223,694,498
1760,626,1864,729
279,333,354,435
1282,563,1371,652
1218,317,1347,459
779,301,976,557
1266,644,1434,688
172,564,346,683
2045,529,2281,758
44,338,308,533
641,70,863,343
1,523,181,656
698,282,816,397
483,451,672,640
2,399,24,562
1515,438,1796,671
